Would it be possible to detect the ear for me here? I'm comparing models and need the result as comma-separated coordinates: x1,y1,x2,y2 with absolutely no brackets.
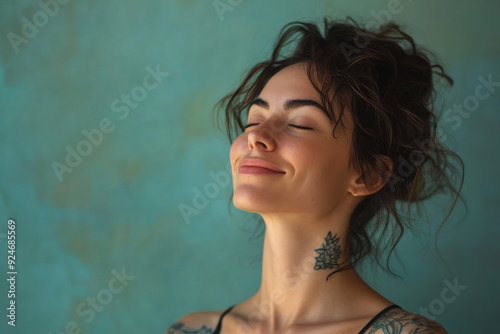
349,155,393,197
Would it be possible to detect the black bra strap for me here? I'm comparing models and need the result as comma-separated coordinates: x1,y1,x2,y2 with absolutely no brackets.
358,304,401,334
212,305,235,334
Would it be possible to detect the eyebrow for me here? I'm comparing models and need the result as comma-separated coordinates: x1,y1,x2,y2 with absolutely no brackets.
250,98,326,113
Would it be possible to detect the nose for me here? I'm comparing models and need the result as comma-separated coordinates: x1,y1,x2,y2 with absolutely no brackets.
247,119,280,151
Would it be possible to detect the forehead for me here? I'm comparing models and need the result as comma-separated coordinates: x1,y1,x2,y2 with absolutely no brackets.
259,63,321,102
256,63,353,132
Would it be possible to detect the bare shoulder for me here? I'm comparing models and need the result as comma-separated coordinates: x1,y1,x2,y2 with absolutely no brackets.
165,309,225,334
365,307,447,334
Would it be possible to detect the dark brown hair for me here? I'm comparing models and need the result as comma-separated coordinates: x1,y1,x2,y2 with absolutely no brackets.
217,18,464,277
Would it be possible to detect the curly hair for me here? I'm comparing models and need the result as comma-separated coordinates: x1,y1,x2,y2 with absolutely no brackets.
217,18,464,277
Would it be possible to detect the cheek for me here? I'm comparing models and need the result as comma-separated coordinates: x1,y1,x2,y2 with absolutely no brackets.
229,134,248,170
285,138,331,169
291,139,351,186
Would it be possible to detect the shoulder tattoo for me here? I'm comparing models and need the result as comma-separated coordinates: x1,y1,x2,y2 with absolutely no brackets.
366,310,445,334
166,322,213,334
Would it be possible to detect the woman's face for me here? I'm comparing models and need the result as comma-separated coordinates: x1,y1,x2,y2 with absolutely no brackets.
230,63,358,218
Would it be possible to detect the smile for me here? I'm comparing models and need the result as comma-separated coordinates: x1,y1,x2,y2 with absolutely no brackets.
238,158,286,175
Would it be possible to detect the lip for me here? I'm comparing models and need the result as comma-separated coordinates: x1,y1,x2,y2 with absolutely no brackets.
238,158,285,175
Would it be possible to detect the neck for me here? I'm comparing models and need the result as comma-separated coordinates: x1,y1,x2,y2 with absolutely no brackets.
248,213,380,330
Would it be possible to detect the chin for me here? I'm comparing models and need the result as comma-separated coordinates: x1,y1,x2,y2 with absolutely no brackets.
233,186,280,213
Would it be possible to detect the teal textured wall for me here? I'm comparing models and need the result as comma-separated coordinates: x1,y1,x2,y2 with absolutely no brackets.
1,0,499,333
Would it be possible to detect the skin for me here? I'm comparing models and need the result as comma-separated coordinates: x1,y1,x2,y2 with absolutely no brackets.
166,64,447,334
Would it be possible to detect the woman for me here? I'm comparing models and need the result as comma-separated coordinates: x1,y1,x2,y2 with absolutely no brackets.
167,19,463,334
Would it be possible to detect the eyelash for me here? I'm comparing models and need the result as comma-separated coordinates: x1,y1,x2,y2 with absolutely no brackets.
244,123,313,130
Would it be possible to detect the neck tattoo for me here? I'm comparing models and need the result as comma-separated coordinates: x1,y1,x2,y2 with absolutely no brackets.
314,231,341,278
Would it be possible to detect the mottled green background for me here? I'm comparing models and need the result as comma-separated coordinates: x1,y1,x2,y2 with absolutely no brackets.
0,0,499,333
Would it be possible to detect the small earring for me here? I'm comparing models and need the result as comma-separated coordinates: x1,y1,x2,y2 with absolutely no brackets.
353,187,358,197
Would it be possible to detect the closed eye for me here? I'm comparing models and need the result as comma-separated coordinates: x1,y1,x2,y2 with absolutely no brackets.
244,123,313,130
288,124,313,130
244,123,259,130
